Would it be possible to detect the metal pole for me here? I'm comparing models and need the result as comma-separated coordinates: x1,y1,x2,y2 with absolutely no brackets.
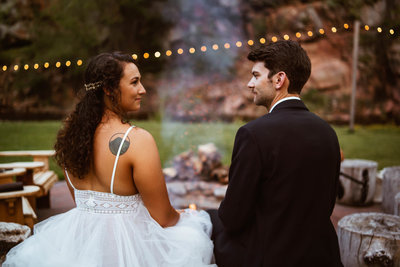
349,20,360,133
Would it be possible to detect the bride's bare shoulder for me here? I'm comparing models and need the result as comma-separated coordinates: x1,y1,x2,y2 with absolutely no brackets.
129,126,157,146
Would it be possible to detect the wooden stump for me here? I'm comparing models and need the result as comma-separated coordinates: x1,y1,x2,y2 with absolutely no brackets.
382,166,400,214
395,192,400,216
337,159,378,206
338,212,400,267
0,222,31,263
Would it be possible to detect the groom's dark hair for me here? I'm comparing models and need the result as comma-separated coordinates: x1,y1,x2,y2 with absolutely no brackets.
247,40,311,94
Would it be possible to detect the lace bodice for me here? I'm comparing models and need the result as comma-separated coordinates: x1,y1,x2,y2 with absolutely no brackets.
75,189,142,214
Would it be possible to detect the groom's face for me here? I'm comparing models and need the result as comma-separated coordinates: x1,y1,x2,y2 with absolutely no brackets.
247,62,276,108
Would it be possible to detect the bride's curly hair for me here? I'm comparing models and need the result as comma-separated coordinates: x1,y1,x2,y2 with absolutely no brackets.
54,52,135,178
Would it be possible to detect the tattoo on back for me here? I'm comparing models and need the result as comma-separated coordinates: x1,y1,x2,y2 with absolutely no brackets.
109,133,131,156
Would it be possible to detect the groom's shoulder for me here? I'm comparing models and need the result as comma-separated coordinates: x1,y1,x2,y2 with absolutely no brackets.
244,114,277,129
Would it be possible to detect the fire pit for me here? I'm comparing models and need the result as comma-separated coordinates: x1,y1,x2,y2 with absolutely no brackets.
164,143,228,209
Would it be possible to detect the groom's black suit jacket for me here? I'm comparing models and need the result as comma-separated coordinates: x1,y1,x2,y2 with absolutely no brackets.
213,100,343,266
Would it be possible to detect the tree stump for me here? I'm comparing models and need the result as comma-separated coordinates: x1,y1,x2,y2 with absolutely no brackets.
338,212,400,267
0,222,31,263
382,166,400,214
395,192,400,216
337,159,378,206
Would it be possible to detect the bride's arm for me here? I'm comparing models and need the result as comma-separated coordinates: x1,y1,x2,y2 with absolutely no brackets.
129,128,180,227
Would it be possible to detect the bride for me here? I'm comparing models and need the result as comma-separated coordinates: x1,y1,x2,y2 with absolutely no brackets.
4,52,216,267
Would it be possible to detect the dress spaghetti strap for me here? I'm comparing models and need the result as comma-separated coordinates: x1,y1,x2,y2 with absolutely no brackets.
110,125,135,194
64,169,76,190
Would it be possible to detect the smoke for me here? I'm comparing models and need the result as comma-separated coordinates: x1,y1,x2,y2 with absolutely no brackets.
157,0,246,163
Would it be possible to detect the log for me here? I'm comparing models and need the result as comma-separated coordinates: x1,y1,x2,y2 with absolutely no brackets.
337,159,378,206
338,212,400,267
382,166,400,214
197,143,222,181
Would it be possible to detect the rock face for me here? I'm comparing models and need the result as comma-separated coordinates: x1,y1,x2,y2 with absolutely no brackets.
0,0,43,49
1,0,399,123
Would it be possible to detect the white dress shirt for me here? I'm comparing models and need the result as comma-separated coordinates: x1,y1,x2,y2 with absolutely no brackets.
269,97,301,113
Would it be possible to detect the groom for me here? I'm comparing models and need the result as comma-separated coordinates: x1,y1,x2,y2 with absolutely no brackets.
208,40,343,266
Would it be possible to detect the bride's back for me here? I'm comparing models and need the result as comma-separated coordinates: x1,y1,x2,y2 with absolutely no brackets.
67,120,138,196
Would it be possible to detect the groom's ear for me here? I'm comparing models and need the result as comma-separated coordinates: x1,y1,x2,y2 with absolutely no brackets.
275,72,287,89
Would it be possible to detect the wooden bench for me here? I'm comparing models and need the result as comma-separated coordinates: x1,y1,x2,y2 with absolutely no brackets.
0,150,58,209
0,185,40,229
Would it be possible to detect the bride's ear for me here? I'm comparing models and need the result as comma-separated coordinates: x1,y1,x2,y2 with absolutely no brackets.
103,87,111,96
275,72,287,89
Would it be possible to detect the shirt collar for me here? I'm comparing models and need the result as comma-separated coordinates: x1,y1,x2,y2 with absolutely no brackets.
269,96,301,113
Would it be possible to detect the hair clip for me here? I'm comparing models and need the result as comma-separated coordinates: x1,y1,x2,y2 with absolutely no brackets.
84,81,102,91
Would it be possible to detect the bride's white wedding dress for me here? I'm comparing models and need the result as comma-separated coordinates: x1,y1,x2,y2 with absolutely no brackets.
4,126,216,267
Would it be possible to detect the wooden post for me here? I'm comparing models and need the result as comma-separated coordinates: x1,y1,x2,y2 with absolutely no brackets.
338,212,400,266
349,20,360,133
382,166,400,214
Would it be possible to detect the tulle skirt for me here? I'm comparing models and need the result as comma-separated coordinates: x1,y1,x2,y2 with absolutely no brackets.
3,203,216,267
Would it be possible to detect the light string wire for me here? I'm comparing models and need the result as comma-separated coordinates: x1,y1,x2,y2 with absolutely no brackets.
1,23,397,72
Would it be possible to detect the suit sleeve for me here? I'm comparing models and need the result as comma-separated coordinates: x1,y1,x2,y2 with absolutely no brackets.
218,126,263,233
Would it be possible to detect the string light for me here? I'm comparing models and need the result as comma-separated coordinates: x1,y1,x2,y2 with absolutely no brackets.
5,23,397,71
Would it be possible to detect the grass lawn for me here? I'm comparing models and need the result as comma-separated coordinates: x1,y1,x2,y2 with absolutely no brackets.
1,121,399,179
